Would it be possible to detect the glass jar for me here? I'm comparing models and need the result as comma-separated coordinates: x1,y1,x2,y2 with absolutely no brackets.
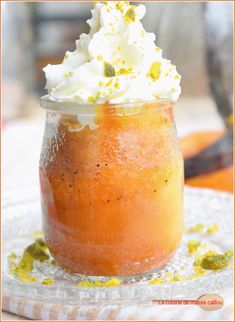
39,96,184,276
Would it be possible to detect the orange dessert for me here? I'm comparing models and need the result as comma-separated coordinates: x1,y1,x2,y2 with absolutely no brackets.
40,101,184,275
40,1,183,276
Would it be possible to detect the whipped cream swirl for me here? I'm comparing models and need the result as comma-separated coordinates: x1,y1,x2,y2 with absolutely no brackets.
43,1,181,104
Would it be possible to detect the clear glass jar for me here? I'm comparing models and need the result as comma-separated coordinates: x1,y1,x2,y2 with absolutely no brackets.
39,96,184,276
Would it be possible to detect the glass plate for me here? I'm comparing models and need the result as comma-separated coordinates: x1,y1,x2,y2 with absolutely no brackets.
2,186,233,305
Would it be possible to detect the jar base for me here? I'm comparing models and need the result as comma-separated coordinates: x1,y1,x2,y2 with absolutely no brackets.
50,251,177,278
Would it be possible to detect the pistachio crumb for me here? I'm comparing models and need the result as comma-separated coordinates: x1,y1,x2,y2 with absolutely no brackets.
104,62,116,77
207,223,219,234
117,67,132,75
88,96,96,104
77,278,120,288
147,62,161,81
64,71,73,78
187,223,205,233
186,240,201,254
193,249,233,271
114,82,120,89
200,253,230,270
148,277,166,285
124,7,136,22
42,277,54,286
106,79,113,87
165,272,172,279
170,274,184,282
224,249,233,258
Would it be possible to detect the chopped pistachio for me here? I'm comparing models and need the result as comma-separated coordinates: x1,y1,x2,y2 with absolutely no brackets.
64,71,73,78
200,254,230,270
10,251,36,282
50,259,57,266
114,82,120,89
106,79,113,86
15,251,34,273
187,223,205,233
115,2,125,13
205,250,217,256
77,278,120,288
35,238,47,248
65,53,69,59
8,253,18,270
147,62,161,81
96,55,103,61
165,272,172,279
148,277,166,285
8,252,17,260
8,238,53,283
174,74,180,80
117,67,132,75
88,96,96,104
193,255,203,267
207,223,219,234
14,271,38,283
170,274,184,282
186,240,201,254
96,92,101,99
42,277,54,286
184,275,199,281
224,249,233,258
104,62,116,77
103,278,121,287
124,7,136,22
194,266,206,276
26,241,49,262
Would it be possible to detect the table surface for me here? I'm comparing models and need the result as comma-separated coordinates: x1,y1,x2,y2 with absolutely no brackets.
2,96,233,321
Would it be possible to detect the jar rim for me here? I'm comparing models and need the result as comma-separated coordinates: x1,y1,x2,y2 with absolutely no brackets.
40,95,173,115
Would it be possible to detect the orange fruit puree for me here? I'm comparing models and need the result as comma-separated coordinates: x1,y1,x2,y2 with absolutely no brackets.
39,102,184,276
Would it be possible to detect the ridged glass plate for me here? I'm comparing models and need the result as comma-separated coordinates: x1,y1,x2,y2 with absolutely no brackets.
2,186,233,305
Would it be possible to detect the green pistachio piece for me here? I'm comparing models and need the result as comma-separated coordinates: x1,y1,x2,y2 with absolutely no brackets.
200,254,230,270
147,62,162,81
26,242,49,262
125,7,136,22
104,62,116,77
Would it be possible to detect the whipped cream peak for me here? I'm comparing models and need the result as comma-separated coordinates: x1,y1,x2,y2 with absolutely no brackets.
43,1,181,104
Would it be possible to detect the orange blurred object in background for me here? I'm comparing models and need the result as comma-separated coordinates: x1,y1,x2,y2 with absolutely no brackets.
181,131,233,193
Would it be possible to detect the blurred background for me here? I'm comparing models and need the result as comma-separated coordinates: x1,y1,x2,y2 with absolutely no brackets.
2,1,233,192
